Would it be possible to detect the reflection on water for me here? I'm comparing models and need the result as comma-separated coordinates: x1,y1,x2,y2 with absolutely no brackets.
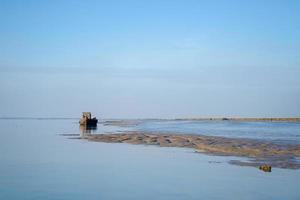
79,125,97,137
1,119,300,200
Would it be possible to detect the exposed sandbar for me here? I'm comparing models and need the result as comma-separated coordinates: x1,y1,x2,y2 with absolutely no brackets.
83,132,300,169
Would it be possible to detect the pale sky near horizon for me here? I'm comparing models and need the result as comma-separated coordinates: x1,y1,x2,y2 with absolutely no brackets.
0,0,299,118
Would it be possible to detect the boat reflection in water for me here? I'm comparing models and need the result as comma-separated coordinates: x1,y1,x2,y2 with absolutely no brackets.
80,125,97,137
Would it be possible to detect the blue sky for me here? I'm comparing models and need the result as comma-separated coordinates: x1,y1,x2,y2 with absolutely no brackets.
0,0,299,118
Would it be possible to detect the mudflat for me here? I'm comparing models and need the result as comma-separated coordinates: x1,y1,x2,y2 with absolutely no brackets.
82,132,300,169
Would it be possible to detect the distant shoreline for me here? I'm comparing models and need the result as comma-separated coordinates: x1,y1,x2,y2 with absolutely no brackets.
0,117,79,120
1,117,300,122
173,117,300,122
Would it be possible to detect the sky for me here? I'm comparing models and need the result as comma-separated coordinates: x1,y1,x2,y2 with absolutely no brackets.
0,0,299,118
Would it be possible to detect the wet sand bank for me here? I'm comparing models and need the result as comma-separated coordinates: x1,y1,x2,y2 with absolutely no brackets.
80,132,300,169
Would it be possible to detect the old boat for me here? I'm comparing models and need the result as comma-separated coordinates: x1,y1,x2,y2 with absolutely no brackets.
79,112,98,127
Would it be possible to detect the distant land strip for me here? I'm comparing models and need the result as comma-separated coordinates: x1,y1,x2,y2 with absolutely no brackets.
102,117,300,122
173,117,300,122
1,117,300,122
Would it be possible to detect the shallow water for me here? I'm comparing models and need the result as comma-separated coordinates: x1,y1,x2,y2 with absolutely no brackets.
0,119,300,200
136,120,300,144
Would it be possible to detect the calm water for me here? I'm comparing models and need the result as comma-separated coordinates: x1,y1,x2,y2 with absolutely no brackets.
1,119,300,200
136,120,300,144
